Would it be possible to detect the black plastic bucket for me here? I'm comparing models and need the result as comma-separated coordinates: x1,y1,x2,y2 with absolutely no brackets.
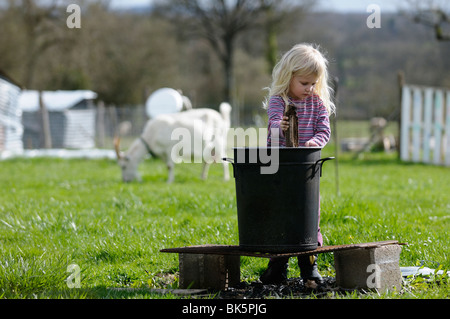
225,147,333,253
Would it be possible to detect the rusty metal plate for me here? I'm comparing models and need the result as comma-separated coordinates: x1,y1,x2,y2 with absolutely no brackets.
160,240,404,258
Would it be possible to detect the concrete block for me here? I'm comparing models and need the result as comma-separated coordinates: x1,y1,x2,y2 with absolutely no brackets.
334,244,402,292
178,253,240,290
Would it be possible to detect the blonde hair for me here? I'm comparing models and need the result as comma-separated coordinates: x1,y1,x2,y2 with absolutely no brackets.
264,43,335,115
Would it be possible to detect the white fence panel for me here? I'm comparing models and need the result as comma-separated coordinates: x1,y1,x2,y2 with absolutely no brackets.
400,85,450,166
0,77,23,153
446,91,450,166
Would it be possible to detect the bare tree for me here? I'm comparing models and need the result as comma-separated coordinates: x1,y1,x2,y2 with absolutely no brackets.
407,0,450,41
2,0,73,88
156,0,260,104
156,0,312,105
260,0,313,73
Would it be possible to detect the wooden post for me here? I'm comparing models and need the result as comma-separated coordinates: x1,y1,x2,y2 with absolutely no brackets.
412,88,422,163
39,91,52,149
446,91,450,166
96,101,105,148
397,71,405,159
423,88,433,163
284,104,298,147
400,85,411,162
332,77,340,196
433,90,444,164
108,105,118,141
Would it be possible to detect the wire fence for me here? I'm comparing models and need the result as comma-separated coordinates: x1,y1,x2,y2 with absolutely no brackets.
17,103,149,151
96,103,149,150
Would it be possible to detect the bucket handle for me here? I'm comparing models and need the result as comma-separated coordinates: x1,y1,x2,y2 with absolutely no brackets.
223,157,334,177
222,157,236,177
314,157,335,177
222,157,234,164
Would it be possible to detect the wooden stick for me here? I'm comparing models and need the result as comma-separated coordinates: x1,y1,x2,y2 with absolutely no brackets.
284,103,298,147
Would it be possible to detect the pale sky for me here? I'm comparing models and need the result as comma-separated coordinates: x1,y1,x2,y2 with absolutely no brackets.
109,0,405,12
318,0,403,12
109,0,152,8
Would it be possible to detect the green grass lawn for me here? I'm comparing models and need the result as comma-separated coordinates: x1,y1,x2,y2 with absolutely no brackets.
0,148,448,299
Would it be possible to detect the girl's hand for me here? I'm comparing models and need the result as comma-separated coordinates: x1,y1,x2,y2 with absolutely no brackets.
305,139,319,147
280,116,289,131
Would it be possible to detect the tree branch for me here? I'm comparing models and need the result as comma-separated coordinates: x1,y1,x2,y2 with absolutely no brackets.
413,8,450,41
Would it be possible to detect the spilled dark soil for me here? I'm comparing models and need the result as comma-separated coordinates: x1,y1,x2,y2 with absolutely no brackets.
216,277,339,299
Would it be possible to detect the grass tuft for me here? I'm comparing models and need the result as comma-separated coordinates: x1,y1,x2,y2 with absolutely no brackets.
0,152,448,299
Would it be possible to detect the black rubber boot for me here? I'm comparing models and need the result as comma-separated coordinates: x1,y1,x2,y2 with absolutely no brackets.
259,257,289,285
297,254,323,284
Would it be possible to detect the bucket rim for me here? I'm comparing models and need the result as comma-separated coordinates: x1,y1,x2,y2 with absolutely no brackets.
232,146,323,150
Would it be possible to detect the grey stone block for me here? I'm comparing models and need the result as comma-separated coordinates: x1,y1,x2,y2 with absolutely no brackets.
334,244,402,292
178,253,240,290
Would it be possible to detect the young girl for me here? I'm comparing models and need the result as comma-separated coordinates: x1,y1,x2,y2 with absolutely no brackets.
260,43,335,286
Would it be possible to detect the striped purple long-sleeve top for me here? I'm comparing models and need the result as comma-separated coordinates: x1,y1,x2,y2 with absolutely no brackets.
267,95,331,147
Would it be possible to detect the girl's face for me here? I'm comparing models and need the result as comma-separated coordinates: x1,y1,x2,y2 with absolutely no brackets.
288,74,318,100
